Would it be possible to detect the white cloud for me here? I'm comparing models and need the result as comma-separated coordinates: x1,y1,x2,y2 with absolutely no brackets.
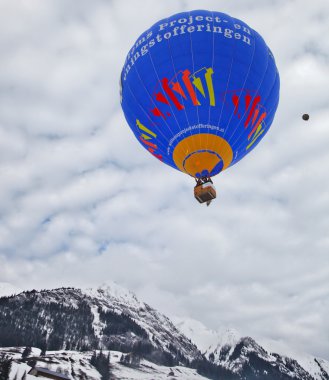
0,0,328,360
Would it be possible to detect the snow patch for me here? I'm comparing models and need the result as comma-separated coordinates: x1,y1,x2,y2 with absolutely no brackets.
83,281,143,310
2,348,208,380
90,305,106,340
173,316,240,353
258,338,329,380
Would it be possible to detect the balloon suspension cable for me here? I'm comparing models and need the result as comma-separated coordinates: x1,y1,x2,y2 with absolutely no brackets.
195,176,213,185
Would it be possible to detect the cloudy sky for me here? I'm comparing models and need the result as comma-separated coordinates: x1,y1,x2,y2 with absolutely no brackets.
0,0,328,360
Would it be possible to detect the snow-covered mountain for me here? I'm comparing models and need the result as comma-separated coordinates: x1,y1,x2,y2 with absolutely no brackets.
0,283,328,380
0,283,201,367
174,317,329,380
258,339,329,380
174,317,240,353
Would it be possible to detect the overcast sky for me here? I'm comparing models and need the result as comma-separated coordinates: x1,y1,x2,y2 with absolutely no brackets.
0,0,328,360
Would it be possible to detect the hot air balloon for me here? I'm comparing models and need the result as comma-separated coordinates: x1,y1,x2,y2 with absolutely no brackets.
120,10,280,204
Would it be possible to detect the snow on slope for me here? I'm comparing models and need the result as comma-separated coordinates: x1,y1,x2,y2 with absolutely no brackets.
0,282,22,297
9,362,34,380
1,283,200,362
1,348,209,380
2,283,328,379
81,283,200,360
83,282,144,311
111,351,209,380
173,316,240,353
259,338,329,380
174,317,329,380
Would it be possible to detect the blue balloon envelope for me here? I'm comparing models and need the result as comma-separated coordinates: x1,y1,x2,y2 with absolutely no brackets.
121,10,279,179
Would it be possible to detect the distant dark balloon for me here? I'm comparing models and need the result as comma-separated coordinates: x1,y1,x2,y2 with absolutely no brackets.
302,114,310,121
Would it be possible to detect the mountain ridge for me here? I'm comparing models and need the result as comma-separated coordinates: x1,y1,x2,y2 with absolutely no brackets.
0,283,328,380
174,316,329,380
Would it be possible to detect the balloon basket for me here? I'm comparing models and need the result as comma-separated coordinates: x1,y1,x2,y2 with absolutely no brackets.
194,181,216,205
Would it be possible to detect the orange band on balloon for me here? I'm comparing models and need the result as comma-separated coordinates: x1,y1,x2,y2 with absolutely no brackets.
172,134,233,177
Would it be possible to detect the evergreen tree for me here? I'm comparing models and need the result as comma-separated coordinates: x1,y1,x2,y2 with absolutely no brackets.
0,355,12,380
0,291,97,351
27,359,36,369
71,367,76,378
40,345,47,357
120,353,140,367
21,347,32,359
90,351,97,367
90,350,111,380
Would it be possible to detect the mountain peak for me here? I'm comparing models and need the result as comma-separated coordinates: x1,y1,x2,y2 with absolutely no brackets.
82,281,144,311
0,283,201,367
0,284,328,380
174,316,240,353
